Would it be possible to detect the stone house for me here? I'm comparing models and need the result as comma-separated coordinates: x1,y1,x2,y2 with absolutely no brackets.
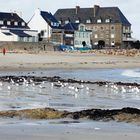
54,5,134,48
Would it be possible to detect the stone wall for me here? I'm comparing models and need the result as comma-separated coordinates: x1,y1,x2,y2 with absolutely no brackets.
0,41,59,52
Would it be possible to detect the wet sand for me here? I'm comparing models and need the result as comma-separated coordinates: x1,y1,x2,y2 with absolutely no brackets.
0,118,140,140
0,51,140,70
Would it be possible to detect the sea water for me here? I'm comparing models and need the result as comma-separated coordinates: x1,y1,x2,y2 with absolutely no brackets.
0,68,140,111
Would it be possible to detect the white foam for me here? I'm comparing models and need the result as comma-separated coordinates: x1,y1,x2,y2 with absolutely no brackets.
122,70,140,78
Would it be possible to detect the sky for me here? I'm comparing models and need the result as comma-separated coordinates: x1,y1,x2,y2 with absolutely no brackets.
0,0,139,39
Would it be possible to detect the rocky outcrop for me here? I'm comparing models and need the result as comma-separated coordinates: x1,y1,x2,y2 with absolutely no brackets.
0,107,140,123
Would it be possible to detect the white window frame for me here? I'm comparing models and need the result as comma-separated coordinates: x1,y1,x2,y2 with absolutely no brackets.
105,19,110,23
97,19,101,23
94,34,98,38
86,19,91,23
65,20,69,24
0,20,4,25
75,20,80,23
14,22,18,26
7,21,11,25
111,34,115,38
22,22,25,26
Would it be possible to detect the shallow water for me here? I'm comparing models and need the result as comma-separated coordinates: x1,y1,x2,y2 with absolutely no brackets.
0,68,140,111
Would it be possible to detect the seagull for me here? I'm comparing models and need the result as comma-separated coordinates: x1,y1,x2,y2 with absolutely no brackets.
75,87,79,92
0,82,3,86
7,86,11,90
121,86,126,93
10,79,15,84
68,86,75,90
86,86,89,90
51,83,54,87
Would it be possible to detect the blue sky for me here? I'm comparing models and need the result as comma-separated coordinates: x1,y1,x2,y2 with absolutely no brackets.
0,0,139,39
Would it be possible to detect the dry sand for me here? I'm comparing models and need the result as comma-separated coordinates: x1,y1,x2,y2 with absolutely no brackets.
0,51,140,70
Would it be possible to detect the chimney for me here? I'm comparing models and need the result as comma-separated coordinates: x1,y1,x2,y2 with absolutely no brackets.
94,5,100,17
75,6,80,14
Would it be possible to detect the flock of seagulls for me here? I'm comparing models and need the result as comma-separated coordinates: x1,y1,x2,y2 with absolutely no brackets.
0,77,139,99
105,83,140,93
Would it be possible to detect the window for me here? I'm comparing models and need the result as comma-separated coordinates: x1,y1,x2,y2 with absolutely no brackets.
111,34,115,38
7,21,11,25
0,20,3,25
65,20,69,24
58,20,61,24
14,22,18,26
111,41,115,46
83,32,85,38
75,40,79,45
22,22,25,26
111,26,115,30
79,32,81,37
97,19,101,23
87,33,89,38
86,19,91,23
105,19,110,23
94,34,98,38
75,20,80,23
79,25,84,31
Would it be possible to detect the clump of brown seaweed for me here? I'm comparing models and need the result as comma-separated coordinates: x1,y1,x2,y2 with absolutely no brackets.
0,107,140,123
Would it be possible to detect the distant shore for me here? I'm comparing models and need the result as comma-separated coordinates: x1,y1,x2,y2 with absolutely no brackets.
0,50,140,71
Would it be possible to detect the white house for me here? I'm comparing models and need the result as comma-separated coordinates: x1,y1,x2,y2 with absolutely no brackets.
62,23,92,48
28,9,60,41
0,12,38,42
74,24,92,48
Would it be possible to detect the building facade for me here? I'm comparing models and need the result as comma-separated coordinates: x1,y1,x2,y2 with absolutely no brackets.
28,9,61,41
54,5,133,48
0,12,38,42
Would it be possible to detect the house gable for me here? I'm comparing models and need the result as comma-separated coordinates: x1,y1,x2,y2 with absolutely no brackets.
0,12,29,29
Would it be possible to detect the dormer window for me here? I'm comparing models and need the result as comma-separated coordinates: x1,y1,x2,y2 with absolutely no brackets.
0,20,3,25
86,19,91,24
75,20,80,23
22,22,25,26
105,19,110,23
97,19,101,23
14,22,18,26
65,20,69,24
7,21,11,25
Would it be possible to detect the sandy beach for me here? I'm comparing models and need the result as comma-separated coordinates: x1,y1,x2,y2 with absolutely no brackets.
0,50,140,140
0,51,140,70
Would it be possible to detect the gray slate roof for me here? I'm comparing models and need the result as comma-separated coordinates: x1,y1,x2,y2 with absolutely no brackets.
40,11,62,29
0,12,29,29
54,6,131,26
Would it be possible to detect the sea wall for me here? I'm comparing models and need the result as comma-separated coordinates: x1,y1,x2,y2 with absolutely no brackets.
86,49,140,57
0,41,59,52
